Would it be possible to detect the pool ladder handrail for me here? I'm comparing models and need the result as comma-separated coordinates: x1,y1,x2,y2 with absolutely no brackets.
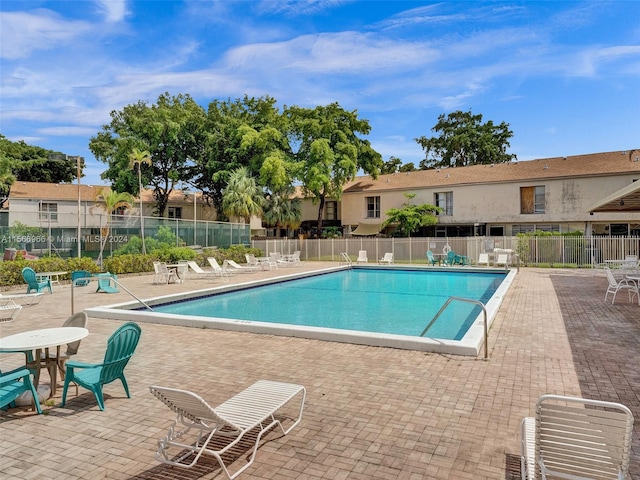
420,296,489,360
339,252,352,266
70,276,153,314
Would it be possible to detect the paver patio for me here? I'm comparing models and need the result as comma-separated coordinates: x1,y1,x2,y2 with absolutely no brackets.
1,264,638,479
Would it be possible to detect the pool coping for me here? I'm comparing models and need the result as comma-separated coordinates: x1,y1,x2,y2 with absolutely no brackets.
85,265,518,356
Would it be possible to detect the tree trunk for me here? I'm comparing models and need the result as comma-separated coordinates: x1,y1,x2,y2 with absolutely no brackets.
316,193,325,238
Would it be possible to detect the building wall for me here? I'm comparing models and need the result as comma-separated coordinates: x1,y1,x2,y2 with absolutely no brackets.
339,174,639,233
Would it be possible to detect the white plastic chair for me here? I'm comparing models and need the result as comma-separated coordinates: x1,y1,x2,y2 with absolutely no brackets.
379,253,393,265
604,266,639,304
477,253,490,266
356,250,368,263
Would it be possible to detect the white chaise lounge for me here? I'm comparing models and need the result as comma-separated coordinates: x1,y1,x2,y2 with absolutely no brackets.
150,380,306,479
520,394,634,480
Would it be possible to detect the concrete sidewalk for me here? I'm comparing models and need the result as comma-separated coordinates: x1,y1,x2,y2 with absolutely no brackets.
1,265,638,479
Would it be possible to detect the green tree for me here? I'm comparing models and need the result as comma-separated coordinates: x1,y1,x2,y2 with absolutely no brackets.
0,134,76,187
197,95,291,215
128,148,152,254
286,103,382,235
382,193,441,237
90,92,207,216
222,167,264,224
263,187,301,237
415,110,516,169
94,188,134,265
380,156,402,175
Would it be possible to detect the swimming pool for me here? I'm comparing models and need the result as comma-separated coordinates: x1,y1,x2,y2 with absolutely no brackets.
85,265,517,355
152,269,504,340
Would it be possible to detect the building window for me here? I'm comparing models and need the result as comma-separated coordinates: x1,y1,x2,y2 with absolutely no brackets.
366,196,380,218
39,202,58,222
520,186,545,214
168,207,182,219
434,192,453,215
325,201,337,220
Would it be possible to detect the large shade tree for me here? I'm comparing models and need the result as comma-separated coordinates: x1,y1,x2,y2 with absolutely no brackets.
196,95,291,215
415,110,516,169
285,103,383,235
90,92,207,216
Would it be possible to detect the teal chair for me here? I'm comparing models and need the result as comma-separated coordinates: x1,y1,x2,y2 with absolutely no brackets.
426,250,438,266
71,270,92,287
61,322,141,411
443,251,457,266
21,267,52,294
0,367,42,414
95,273,119,293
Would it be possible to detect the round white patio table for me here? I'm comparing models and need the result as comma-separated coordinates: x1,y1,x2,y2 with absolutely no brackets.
0,327,89,397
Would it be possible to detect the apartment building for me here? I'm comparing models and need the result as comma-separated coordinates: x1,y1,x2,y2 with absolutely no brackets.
338,149,640,237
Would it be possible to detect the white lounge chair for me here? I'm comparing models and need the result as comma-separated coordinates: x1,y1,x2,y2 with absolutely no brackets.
224,259,259,273
207,257,230,281
0,300,22,324
150,380,306,479
494,254,510,268
604,266,639,304
153,262,177,284
0,292,43,306
356,250,368,264
477,253,490,266
186,261,214,280
277,251,301,267
520,394,634,480
379,252,393,265
246,253,278,270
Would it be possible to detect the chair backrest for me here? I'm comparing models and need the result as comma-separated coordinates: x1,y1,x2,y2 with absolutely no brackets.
358,250,368,260
426,250,434,260
534,395,633,479
207,257,222,272
246,254,257,265
71,270,91,287
150,385,232,428
446,251,456,261
101,322,141,384
604,266,618,286
186,261,204,274
496,254,508,265
226,260,242,268
478,253,489,264
21,267,38,286
62,312,89,355
382,253,393,262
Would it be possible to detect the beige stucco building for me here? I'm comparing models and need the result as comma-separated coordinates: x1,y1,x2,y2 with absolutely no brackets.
337,149,640,237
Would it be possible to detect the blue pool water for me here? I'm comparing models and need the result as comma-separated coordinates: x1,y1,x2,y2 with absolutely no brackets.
152,268,506,340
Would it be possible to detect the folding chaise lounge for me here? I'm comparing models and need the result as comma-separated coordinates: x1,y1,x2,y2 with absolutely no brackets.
520,394,634,480
150,380,306,479
0,292,44,306
95,273,119,293
0,300,22,324
186,261,214,280
207,257,231,282
224,259,259,273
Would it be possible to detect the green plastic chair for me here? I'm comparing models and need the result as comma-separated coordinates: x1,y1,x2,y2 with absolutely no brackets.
95,273,119,293
443,251,457,266
21,267,52,294
0,367,42,414
426,250,438,266
71,270,92,287
61,322,141,411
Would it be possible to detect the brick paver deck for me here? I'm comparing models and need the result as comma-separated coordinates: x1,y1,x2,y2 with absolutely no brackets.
1,265,638,479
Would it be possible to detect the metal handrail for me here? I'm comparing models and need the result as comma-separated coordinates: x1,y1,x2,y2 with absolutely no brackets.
420,296,489,359
339,252,352,266
70,276,153,314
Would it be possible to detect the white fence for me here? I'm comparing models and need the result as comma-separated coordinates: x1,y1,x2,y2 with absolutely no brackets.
252,236,640,267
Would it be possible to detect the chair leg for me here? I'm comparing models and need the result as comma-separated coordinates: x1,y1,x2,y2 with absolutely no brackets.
120,375,131,398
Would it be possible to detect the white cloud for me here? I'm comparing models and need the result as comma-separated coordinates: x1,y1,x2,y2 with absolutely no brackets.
0,9,91,59
95,0,129,23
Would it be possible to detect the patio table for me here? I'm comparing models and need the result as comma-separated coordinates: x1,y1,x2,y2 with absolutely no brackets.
0,327,89,397
36,271,68,292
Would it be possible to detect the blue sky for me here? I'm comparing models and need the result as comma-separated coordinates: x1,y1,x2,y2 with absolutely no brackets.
1,0,639,186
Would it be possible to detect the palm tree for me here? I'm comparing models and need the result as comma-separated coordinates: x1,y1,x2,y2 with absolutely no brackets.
128,148,152,254
95,188,135,266
222,167,264,224
263,187,301,237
